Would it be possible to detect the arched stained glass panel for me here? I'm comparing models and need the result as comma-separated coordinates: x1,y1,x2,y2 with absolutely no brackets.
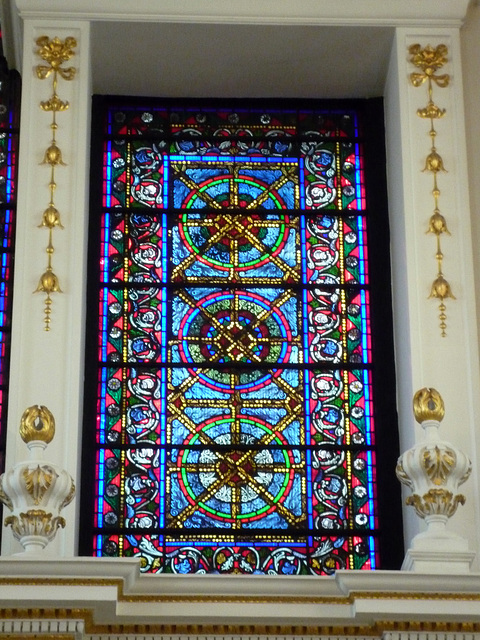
82,98,401,574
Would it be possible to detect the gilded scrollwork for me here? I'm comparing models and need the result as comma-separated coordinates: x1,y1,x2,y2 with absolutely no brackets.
33,36,77,330
409,43,453,337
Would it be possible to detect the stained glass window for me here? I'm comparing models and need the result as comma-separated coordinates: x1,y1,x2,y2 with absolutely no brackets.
82,98,402,574
0,56,20,473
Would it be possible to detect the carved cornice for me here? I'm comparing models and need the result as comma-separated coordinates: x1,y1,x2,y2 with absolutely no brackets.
12,0,472,26
3,576,480,604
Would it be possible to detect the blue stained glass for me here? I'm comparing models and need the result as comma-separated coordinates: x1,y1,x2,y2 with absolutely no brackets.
88,100,393,574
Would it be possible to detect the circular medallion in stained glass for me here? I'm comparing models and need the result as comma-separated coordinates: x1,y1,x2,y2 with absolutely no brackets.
172,415,301,526
179,210,290,274
177,290,295,391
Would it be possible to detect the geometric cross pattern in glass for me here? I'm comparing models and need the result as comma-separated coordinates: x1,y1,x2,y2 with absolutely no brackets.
87,102,380,574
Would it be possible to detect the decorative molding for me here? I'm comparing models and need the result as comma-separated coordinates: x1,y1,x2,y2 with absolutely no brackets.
408,43,453,337
2,606,480,637
33,35,77,330
11,0,473,27
4,576,480,603
0,632,78,640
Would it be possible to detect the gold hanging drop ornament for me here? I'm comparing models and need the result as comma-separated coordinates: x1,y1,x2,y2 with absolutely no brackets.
408,43,453,337
34,35,77,330
39,204,64,229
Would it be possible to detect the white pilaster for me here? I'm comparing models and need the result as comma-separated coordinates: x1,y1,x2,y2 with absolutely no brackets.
2,19,92,556
384,27,480,569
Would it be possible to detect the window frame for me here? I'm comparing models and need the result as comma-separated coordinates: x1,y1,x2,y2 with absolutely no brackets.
80,95,403,571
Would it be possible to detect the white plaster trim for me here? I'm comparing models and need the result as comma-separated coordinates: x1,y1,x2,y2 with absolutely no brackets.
12,0,471,27
0,619,83,634
402,548,476,573
2,559,480,623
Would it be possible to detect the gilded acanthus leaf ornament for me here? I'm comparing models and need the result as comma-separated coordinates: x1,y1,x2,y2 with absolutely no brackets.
422,446,456,486
395,459,413,491
22,465,56,505
408,43,452,337
406,489,465,519
34,36,77,330
4,510,66,540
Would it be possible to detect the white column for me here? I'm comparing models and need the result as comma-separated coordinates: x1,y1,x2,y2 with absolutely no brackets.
384,27,480,569
1,19,91,555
